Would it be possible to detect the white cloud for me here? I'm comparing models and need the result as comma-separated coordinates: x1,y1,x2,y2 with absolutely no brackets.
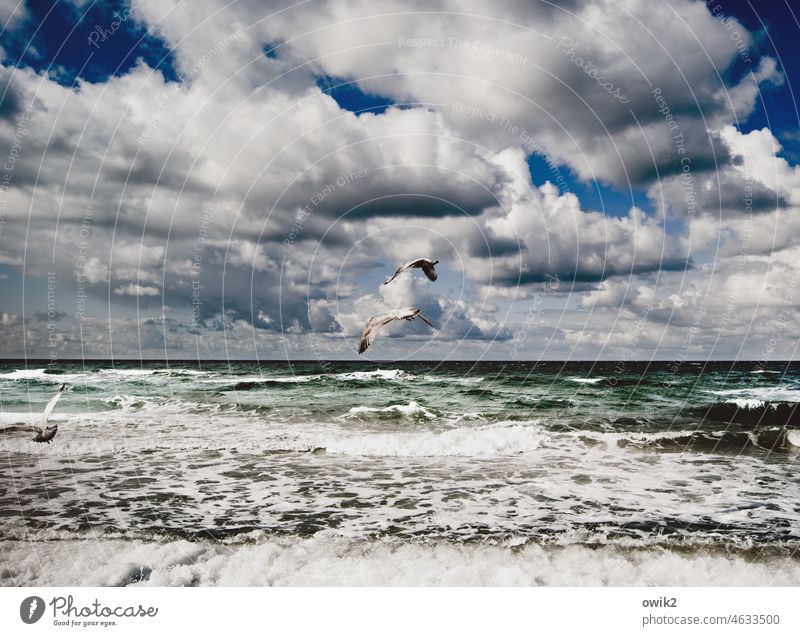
113,284,161,297
0,0,793,358
0,0,27,30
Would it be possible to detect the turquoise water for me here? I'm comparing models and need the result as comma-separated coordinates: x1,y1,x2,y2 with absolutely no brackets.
1,361,799,585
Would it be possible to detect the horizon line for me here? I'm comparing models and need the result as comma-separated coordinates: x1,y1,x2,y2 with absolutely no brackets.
0,358,797,364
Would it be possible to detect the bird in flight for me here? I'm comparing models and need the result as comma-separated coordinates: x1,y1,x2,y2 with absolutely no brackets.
0,383,66,443
384,258,439,285
358,307,435,353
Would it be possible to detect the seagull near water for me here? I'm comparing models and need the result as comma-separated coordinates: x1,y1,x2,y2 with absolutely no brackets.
358,307,435,354
0,384,66,444
384,258,438,285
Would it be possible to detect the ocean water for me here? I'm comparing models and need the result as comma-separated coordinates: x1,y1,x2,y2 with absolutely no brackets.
1,360,799,586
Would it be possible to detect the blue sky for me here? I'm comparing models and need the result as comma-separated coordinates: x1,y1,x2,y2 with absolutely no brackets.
2,0,176,84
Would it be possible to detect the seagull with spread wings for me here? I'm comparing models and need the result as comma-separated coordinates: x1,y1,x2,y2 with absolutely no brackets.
0,384,67,443
383,258,439,285
358,307,435,353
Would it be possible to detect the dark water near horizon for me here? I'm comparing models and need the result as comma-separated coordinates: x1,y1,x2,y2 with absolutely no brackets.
1,360,799,585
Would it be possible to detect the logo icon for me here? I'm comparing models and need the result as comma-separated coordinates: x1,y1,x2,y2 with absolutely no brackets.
20,596,45,624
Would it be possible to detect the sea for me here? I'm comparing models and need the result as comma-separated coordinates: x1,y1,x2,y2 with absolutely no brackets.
1,360,799,586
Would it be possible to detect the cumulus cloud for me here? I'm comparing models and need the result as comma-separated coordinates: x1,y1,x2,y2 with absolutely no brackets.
332,271,511,357
113,284,161,297
0,0,27,31
253,0,777,186
452,148,689,290
0,0,793,358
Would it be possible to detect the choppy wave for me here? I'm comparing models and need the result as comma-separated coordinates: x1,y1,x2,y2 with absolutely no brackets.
567,377,605,384
3,536,799,586
324,421,546,457
0,368,49,380
0,368,89,383
608,428,797,454
688,401,800,426
3,360,800,587
342,400,437,419
334,369,407,381
212,369,493,392
709,387,800,403
422,375,485,385
725,398,766,409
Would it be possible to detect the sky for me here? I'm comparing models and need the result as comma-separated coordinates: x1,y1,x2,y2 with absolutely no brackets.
0,0,799,361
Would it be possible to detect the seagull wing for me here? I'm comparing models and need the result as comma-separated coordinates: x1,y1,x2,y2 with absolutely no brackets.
416,312,436,328
419,260,438,282
358,313,399,353
42,384,65,427
383,259,418,285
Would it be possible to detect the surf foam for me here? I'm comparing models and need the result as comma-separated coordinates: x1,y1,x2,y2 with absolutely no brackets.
3,537,798,586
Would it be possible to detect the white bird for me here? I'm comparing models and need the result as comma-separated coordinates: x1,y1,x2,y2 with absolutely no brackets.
358,307,435,353
384,258,439,285
0,384,66,443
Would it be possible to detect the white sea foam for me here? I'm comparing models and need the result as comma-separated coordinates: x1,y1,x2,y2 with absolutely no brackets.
0,412,70,426
787,431,800,448
726,398,766,409
0,368,87,382
3,537,798,586
0,368,48,380
0,367,210,383
710,387,800,403
422,375,485,385
344,400,436,419
216,369,409,385
110,369,159,376
567,377,604,384
334,369,407,381
324,422,546,457
223,374,320,384
570,429,699,447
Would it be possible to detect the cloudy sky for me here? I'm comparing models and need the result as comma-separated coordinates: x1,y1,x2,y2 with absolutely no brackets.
0,0,799,360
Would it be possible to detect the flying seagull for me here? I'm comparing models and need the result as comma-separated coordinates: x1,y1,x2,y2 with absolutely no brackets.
384,258,439,285
358,307,435,353
0,384,66,443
